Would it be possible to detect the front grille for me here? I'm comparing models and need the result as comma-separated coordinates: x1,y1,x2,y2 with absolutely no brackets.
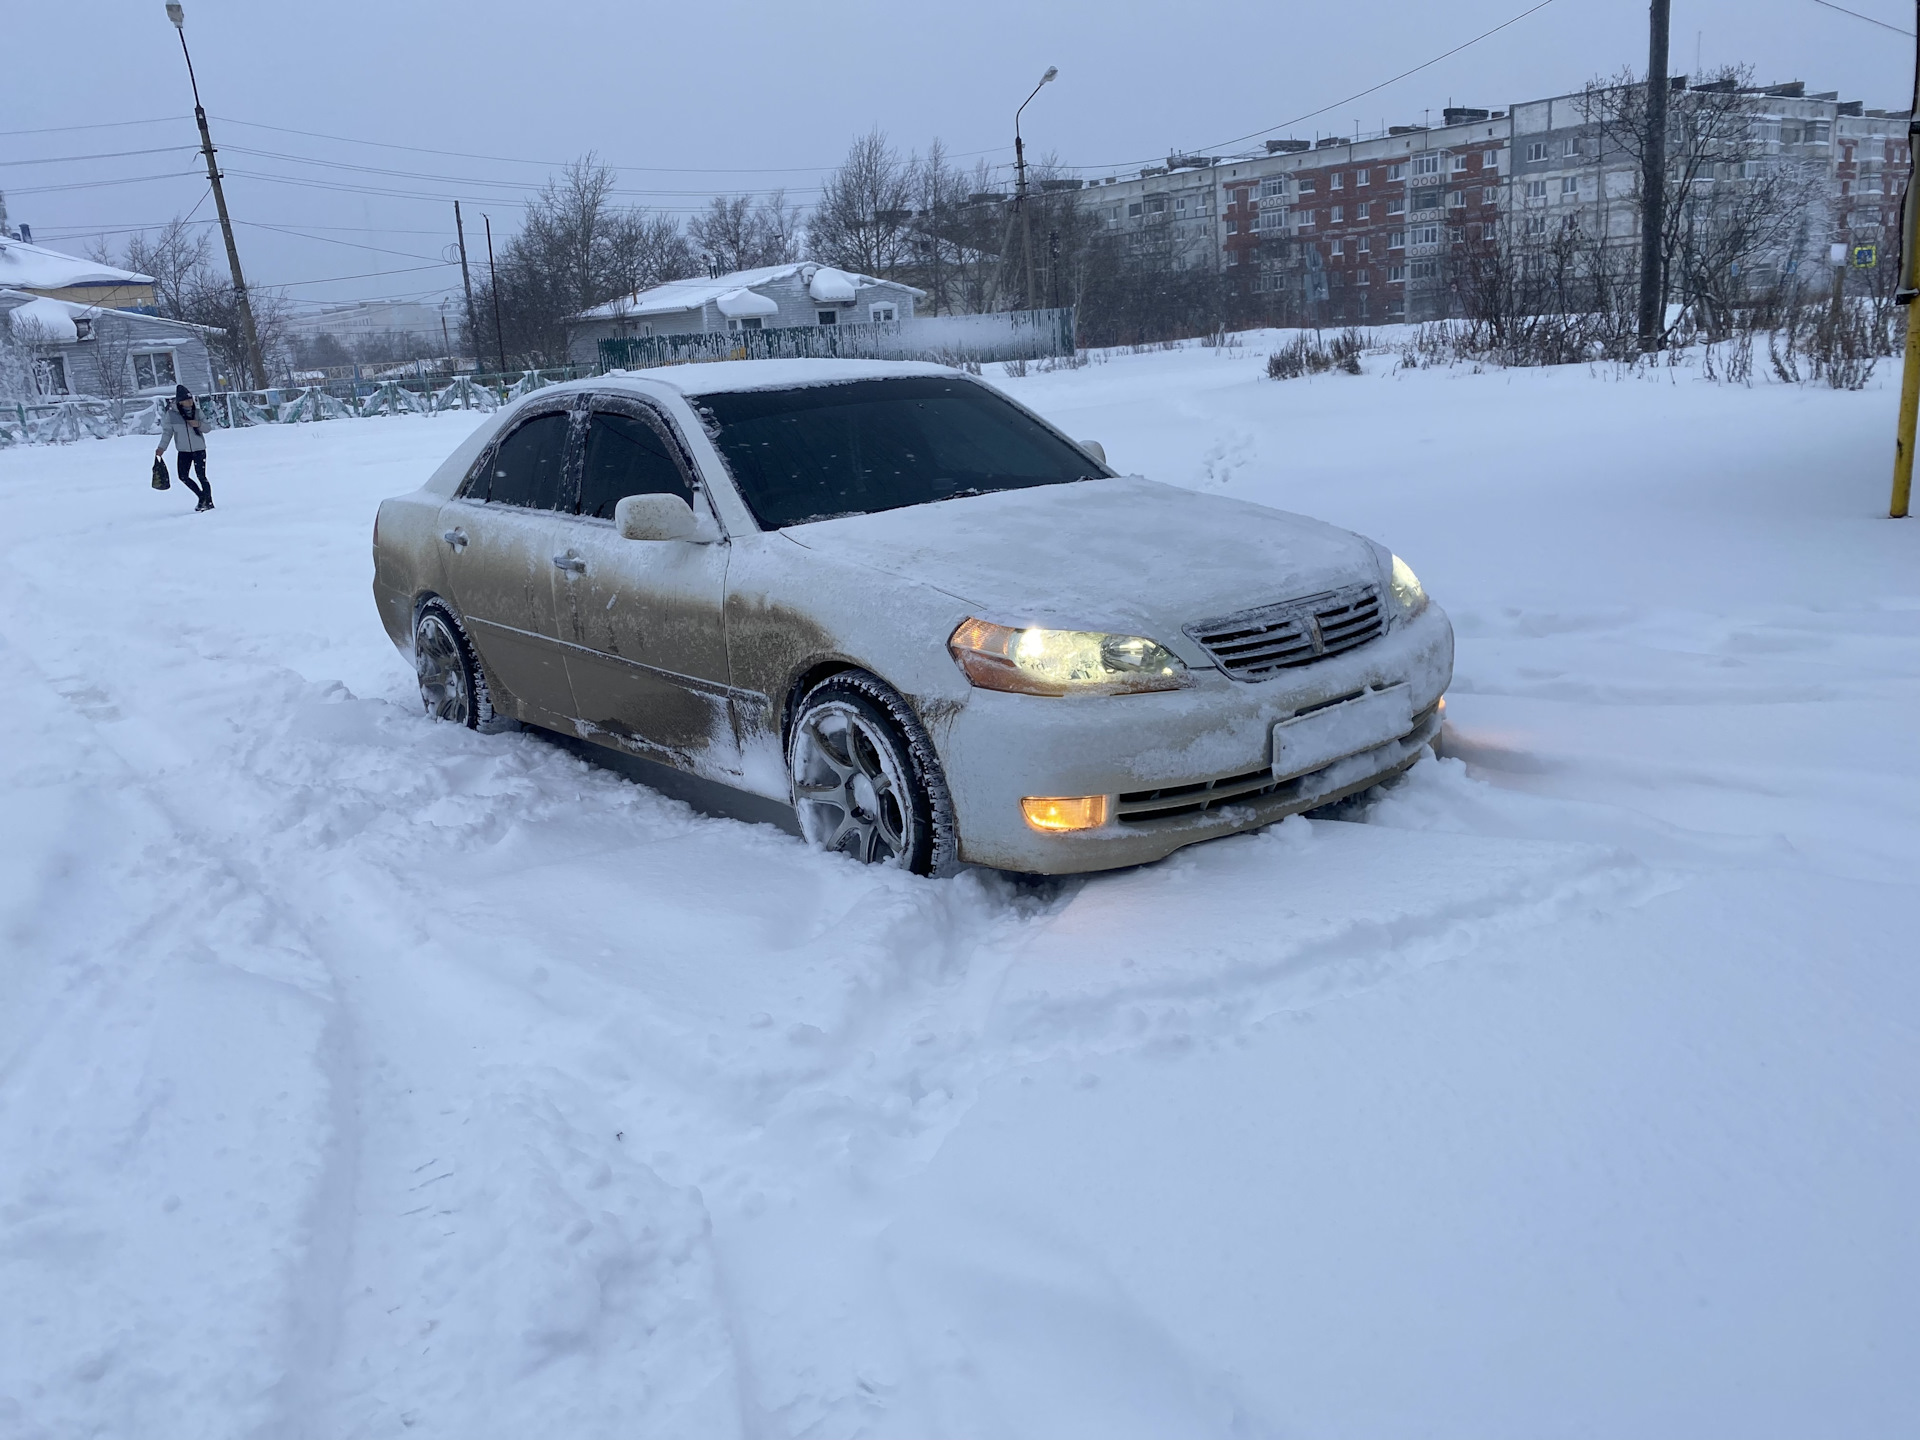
1185,583,1384,681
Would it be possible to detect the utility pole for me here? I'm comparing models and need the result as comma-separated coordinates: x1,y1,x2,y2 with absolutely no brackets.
454,201,477,371
484,214,507,376
1637,0,1672,352
1014,66,1057,313
165,4,265,389
1888,0,1920,518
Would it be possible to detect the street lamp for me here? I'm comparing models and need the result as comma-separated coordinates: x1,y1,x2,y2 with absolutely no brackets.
1015,65,1058,312
166,3,266,390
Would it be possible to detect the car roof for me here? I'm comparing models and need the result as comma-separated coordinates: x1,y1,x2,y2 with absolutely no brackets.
592,357,968,400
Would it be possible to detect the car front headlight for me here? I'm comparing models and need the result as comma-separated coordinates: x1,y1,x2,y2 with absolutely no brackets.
949,617,1189,696
1388,554,1429,619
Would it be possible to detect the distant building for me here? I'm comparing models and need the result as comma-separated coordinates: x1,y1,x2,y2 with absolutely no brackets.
1086,78,1910,326
565,262,924,366
280,296,464,349
0,237,157,313
1,289,220,399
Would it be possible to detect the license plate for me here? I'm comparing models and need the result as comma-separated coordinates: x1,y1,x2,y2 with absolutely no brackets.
1272,684,1412,780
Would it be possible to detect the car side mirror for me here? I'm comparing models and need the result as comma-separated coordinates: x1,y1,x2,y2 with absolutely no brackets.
615,492,700,541
1079,439,1107,467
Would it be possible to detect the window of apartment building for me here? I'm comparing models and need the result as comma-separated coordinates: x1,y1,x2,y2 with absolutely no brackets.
1561,176,1579,195
1527,141,1547,161
1331,205,1344,223
1128,201,1142,217
1449,225,1465,243
1564,137,1582,157
1297,177,1317,193
1355,168,1371,186
1261,176,1286,199
1146,196,1166,213
1295,209,1315,228
1387,162,1407,181
1331,238,1343,257
1447,189,1465,208
1357,234,1371,253
1414,189,1440,210
1525,215,1547,234
1413,154,1440,176
1356,201,1370,220
1388,230,1406,250
1388,196,1407,215
1482,185,1498,208
1227,217,1239,234
1412,259,1437,278
1330,171,1344,189
1355,268,1370,285
1388,264,1406,282
1411,224,1439,245
1483,149,1501,167
1451,154,1469,173
1175,195,1188,212
132,350,177,390
1256,208,1283,231
1526,179,1547,200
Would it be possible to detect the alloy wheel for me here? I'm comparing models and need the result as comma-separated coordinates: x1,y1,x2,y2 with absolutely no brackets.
415,611,471,725
790,700,915,865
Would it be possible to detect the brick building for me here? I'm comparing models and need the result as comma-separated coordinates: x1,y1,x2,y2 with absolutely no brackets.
1088,76,1910,326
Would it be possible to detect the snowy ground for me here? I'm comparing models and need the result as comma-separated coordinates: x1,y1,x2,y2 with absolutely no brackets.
2,341,1916,1440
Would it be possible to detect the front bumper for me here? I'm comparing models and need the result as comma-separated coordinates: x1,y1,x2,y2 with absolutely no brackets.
938,603,1453,874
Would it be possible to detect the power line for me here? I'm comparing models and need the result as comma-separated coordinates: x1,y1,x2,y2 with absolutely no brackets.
0,146,197,167
0,115,182,138
1807,0,1916,36
219,143,820,198
4,170,202,196
1194,0,1563,154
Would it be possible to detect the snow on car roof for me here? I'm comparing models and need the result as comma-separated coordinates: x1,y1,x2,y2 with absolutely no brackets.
601,358,968,398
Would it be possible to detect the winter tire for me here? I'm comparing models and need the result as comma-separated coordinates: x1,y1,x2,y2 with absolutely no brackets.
788,671,957,876
413,598,513,733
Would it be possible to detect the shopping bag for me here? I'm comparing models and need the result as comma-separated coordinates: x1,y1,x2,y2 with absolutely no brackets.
152,457,171,490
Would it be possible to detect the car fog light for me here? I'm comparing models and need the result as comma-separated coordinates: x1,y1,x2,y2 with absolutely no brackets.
1021,795,1109,832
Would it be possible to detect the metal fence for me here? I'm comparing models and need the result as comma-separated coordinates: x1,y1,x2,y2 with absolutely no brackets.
0,366,590,446
597,307,1077,372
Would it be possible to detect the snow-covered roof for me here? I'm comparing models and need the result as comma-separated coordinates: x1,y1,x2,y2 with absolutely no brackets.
574,262,925,322
603,358,963,398
0,238,152,292
6,295,80,342
714,287,780,319
0,289,225,337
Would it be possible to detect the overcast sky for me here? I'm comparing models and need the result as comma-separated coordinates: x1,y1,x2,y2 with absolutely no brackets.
3,0,1911,311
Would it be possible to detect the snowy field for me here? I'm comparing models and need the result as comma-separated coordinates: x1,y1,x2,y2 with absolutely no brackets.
2,340,1916,1439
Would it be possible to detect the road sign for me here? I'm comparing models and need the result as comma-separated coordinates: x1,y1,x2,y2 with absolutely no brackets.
1853,244,1879,269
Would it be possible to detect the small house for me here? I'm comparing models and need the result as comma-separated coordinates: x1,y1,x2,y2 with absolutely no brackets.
566,262,924,366
1,289,220,399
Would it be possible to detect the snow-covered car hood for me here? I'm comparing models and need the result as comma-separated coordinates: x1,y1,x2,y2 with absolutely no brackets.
778,476,1383,637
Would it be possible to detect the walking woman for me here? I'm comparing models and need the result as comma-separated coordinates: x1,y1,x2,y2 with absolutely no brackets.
156,384,214,512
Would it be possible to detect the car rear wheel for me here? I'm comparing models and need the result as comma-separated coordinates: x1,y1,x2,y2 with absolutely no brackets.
414,599,512,732
788,672,956,875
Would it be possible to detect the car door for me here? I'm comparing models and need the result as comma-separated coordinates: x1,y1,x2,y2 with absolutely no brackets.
548,396,736,770
435,402,581,728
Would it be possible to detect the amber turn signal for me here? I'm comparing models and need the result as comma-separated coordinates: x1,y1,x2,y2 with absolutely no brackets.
1021,795,1109,832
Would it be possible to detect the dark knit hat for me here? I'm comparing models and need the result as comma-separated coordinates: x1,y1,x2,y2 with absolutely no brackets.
175,384,192,401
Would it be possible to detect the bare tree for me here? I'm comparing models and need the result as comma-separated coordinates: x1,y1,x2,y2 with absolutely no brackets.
811,129,916,276
91,218,213,321
88,319,135,412
690,191,801,273
1583,66,1821,341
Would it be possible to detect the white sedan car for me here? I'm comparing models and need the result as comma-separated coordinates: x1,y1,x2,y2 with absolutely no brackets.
372,360,1452,875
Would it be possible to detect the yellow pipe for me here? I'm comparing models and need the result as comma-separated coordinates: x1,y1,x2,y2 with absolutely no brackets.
1895,297,1920,520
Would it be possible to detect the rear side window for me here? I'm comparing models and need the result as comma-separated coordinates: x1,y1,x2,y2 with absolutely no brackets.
484,411,571,510
578,409,693,519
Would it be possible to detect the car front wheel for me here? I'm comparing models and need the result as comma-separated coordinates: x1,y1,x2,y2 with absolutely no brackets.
787,672,956,875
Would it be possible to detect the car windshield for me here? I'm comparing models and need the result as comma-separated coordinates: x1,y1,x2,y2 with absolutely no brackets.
693,376,1105,529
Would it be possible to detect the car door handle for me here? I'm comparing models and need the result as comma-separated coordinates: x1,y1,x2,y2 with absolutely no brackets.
442,527,468,551
552,551,586,573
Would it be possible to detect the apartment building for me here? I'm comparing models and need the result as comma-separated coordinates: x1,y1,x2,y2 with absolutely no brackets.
1088,77,1909,324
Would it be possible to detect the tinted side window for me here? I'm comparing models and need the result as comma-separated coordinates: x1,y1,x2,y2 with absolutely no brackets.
577,409,693,519
485,411,571,510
